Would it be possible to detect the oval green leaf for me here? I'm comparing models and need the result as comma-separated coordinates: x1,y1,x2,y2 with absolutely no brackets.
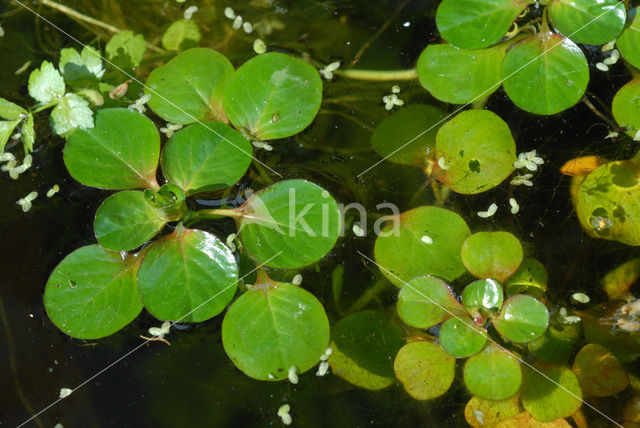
617,8,640,69
612,78,640,139
237,179,341,269
145,48,234,124
222,280,330,380
461,231,523,282
374,206,471,285
436,0,530,49
137,226,238,322
504,258,548,298
94,190,167,251
44,245,143,339
464,395,520,428
370,104,446,168
161,121,252,195
502,32,589,115
462,278,504,314
548,0,626,45
463,344,522,400
161,19,201,51
64,108,160,190
417,42,509,104
328,311,405,390
394,341,456,400
397,276,466,329
575,159,640,246
572,343,628,397
521,363,583,422
493,295,549,343
222,52,322,140
440,317,488,358
435,109,516,194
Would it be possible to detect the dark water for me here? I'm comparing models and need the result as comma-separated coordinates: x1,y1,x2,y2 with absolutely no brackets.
0,0,638,427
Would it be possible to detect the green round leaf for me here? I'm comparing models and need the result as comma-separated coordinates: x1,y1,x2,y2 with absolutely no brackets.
161,19,201,51
461,231,523,282
374,206,471,285
64,108,160,190
502,32,589,115
145,48,234,124
237,179,341,269
397,276,466,329
599,258,640,301
137,227,238,322
436,0,530,49
330,311,406,387
370,104,446,168
222,52,322,140
394,341,456,400
44,245,143,339
572,343,628,397
504,258,548,297
612,78,640,139
161,121,252,195
493,295,549,343
464,395,521,428
440,317,488,358
462,279,504,314
575,159,640,246
528,323,581,365
94,190,167,251
463,344,522,400
435,109,516,194
521,363,583,422
417,42,509,104
617,8,640,69
222,279,330,380
548,0,626,45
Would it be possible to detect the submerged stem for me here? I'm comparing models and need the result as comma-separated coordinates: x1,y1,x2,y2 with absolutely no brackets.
334,68,418,82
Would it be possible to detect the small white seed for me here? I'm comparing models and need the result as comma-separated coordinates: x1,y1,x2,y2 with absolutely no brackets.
596,62,609,72
292,274,302,285
224,7,235,19
242,22,253,33
477,203,498,218
59,388,73,398
253,38,267,54
287,366,298,384
421,235,433,244
509,197,519,214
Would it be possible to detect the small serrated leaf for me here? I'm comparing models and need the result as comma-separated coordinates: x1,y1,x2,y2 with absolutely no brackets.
28,61,65,104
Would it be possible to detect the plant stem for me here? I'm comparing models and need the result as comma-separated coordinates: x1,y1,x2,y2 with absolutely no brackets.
35,0,164,53
30,101,58,114
194,208,243,220
581,96,617,129
346,278,391,313
349,0,411,68
335,68,418,82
